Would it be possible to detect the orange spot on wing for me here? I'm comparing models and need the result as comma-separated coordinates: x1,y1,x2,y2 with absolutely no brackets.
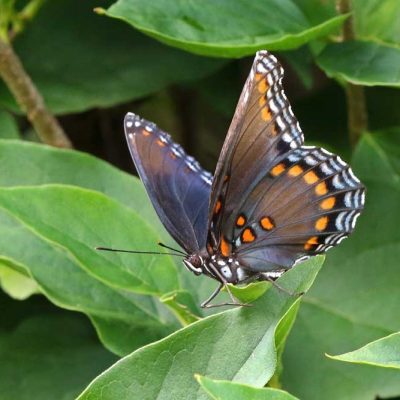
220,236,230,257
236,215,246,227
142,129,151,136
169,152,176,159
259,96,267,107
304,236,319,250
241,228,256,243
304,171,319,184
261,107,272,121
258,79,268,94
320,197,336,210
315,181,328,196
315,216,329,231
271,163,285,177
255,73,263,81
156,139,165,147
288,165,303,177
260,216,275,230
214,199,222,215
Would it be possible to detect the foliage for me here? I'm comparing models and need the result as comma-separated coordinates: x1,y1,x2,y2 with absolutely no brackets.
0,0,399,399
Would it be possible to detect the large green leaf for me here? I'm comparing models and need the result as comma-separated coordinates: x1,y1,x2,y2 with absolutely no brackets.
328,332,400,370
0,185,179,295
77,257,323,400
0,0,224,114
0,201,177,356
104,0,347,57
197,376,298,400
317,41,400,87
282,130,400,399
0,140,156,222
0,291,117,400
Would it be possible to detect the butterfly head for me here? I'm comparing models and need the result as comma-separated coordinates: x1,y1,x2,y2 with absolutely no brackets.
183,254,204,276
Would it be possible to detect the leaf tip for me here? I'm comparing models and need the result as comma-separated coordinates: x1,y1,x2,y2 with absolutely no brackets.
93,7,106,15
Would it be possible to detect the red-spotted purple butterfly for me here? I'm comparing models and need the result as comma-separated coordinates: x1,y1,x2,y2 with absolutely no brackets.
122,51,365,307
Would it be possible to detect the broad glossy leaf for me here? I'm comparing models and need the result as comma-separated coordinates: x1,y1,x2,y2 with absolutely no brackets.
328,332,400,370
0,110,19,139
197,376,298,400
0,140,155,222
282,130,400,399
0,291,117,400
104,0,347,57
77,257,323,400
0,0,224,114
317,41,400,87
0,185,179,295
0,207,177,355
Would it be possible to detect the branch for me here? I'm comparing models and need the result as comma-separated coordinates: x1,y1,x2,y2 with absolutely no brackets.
0,36,72,148
336,0,368,148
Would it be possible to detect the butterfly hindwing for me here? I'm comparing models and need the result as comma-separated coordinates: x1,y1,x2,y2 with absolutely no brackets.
124,113,212,253
234,147,365,271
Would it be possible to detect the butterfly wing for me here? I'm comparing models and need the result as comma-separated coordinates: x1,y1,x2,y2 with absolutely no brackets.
124,113,212,253
207,51,365,272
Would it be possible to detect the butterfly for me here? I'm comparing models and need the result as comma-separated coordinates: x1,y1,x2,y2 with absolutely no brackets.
123,50,365,308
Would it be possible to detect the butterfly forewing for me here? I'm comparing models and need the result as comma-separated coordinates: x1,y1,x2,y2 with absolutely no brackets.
207,51,365,272
124,113,212,253
207,51,304,253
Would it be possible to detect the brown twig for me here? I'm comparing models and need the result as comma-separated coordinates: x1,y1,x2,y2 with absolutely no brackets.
0,36,72,148
336,0,368,148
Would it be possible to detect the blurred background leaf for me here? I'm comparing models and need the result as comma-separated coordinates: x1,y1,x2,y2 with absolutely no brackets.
0,291,117,400
0,0,225,115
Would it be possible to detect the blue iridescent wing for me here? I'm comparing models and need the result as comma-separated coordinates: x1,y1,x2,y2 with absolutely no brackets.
124,113,212,253
208,51,365,271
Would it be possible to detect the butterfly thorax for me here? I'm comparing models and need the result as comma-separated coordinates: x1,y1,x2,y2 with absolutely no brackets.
183,251,253,284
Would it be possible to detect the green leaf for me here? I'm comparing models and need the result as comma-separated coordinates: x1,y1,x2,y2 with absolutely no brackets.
282,130,400,399
77,257,323,400
104,0,347,57
0,139,163,229
0,291,117,400
160,289,202,326
317,41,400,87
0,206,177,356
197,376,298,400
0,0,224,114
0,263,39,300
353,0,400,46
328,332,400,370
228,281,271,304
0,110,19,139
0,185,179,295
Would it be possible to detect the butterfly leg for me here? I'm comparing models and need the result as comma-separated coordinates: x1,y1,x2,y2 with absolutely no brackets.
200,282,224,308
263,275,304,297
201,265,251,308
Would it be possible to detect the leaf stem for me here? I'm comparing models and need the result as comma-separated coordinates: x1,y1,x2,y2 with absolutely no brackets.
0,36,72,148
336,0,368,148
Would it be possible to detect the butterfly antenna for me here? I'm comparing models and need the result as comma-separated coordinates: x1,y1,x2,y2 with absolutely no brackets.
95,246,184,257
157,242,187,256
